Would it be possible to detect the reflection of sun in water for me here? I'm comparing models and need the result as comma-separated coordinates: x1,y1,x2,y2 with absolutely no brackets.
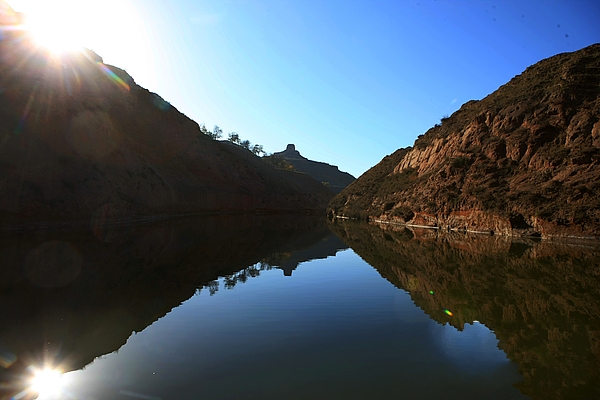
30,368,63,399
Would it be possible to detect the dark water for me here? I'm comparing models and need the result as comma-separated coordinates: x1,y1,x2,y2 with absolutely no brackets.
0,217,599,400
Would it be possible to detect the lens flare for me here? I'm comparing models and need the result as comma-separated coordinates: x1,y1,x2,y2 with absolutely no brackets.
97,62,131,91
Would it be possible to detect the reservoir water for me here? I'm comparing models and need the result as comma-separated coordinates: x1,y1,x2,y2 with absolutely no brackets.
0,216,598,399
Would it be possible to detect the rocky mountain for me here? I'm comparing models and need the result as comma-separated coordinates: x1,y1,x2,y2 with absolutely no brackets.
273,144,355,193
0,7,332,226
329,44,600,239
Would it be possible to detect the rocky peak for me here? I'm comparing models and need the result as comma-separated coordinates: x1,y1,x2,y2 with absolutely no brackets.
273,145,355,194
278,143,305,160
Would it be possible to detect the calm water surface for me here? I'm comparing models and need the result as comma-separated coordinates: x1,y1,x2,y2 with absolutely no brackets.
61,249,523,400
0,216,598,399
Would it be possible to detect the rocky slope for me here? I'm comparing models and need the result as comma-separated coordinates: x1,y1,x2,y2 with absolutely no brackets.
329,44,600,239
0,8,332,225
329,220,600,400
273,144,355,193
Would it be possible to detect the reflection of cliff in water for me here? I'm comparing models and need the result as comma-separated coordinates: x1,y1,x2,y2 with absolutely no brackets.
0,215,336,399
329,220,600,400
264,234,348,276
195,233,348,295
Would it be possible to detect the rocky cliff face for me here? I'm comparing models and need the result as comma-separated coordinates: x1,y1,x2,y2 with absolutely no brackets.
273,144,355,193
329,44,600,239
0,13,331,225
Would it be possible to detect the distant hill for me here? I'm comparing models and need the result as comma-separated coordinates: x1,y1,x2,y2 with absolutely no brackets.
329,44,600,239
0,7,332,225
273,144,355,193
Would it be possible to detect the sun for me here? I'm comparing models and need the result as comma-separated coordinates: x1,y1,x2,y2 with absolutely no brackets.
15,0,95,54
7,0,156,91
30,367,64,399
8,0,150,58
27,13,83,54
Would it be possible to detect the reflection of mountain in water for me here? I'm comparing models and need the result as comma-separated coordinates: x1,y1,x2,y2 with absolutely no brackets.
329,220,600,400
264,234,348,276
196,233,348,294
0,215,334,399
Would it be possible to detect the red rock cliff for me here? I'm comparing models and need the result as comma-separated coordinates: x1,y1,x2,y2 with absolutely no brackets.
329,44,600,239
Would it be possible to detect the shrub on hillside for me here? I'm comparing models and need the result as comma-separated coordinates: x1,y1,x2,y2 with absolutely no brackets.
262,155,295,171
390,206,414,222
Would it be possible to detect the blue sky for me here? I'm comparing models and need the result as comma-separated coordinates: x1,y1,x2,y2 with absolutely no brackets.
10,0,600,177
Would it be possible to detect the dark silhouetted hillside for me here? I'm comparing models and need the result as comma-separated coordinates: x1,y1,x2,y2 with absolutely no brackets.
273,144,355,193
0,7,332,226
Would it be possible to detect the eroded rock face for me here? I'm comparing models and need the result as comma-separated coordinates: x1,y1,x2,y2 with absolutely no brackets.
0,20,332,225
329,44,600,239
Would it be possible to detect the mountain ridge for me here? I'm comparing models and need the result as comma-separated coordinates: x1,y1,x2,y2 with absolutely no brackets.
329,43,600,239
273,144,355,193
0,9,333,225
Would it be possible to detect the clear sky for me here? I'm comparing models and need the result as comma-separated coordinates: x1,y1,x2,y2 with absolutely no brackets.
7,0,600,177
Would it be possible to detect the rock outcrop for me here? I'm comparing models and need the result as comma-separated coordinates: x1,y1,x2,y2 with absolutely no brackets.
273,144,355,193
0,8,332,225
329,44,600,239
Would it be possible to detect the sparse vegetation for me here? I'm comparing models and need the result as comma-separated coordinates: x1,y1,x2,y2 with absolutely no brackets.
383,202,395,211
199,124,223,140
261,155,295,171
200,124,267,155
227,131,239,143
450,156,473,169
390,206,414,221
414,133,432,150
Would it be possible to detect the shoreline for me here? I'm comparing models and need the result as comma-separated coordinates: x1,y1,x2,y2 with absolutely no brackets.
334,215,600,244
